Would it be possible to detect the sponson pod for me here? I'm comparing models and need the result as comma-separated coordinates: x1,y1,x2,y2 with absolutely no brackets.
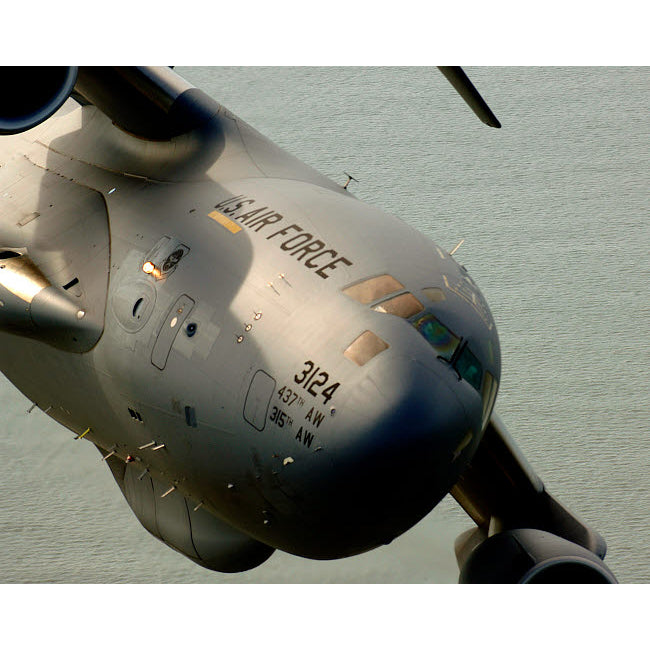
103,454,275,573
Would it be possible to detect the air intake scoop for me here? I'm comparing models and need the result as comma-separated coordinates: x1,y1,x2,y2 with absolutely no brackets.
0,254,101,352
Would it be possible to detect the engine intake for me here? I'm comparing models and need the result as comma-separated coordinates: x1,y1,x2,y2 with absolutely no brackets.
0,67,78,135
1,66,220,141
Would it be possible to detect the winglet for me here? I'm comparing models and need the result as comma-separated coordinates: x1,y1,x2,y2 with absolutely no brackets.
438,67,501,128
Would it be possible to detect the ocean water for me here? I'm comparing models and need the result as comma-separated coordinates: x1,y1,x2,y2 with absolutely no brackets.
0,67,647,583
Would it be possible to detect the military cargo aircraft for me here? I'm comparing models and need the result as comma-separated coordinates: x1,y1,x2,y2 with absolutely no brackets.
0,66,617,582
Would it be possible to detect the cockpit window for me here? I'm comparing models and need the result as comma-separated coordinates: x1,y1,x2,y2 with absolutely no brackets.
422,287,446,303
481,371,498,430
373,292,424,319
412,313,487,397
343,274,404,304
455,345,483,392
411,313,460,361
344,330,389,366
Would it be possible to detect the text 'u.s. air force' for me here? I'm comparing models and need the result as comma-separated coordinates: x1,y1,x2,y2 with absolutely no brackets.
213,195,353,280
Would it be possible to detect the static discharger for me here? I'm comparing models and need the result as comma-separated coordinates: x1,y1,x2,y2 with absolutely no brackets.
193,502,203,512
102,447,116,461
138,440,156,450
161,486,176,498
137,468,149,481
151,443,166,451
75,427,91,440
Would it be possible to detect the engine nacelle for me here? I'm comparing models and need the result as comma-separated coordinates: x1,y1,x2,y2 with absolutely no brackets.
1,66,219,141
0,67,78,135
459,528,617,583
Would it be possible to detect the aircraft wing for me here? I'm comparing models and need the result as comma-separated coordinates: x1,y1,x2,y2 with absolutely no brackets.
437,66,501,128
450,413,616,582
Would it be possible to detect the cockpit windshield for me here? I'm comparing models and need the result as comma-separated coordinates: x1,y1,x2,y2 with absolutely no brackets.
411,312,485,395
342,277,494,410
372,292,423,319
342,274,404,304
455,344,483,392
411,313,460,362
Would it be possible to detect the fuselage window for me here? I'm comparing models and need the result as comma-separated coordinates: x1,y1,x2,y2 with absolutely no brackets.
373,292,424,319
342,274,404,304
411,313,460,361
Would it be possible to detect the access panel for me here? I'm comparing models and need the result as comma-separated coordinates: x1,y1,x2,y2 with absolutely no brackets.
151,294,195,370
243,370,276,431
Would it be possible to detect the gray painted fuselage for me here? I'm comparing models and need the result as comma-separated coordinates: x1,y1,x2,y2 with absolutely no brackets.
0,88,499,563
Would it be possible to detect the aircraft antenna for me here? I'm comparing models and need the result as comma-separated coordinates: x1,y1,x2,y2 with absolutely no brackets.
450,238,465,256
343,172,359,190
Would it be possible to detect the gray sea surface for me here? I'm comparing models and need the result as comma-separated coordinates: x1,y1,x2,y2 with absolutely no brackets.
0,67,647,583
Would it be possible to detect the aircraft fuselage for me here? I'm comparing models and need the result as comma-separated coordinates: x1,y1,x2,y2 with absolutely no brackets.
0,97,500,561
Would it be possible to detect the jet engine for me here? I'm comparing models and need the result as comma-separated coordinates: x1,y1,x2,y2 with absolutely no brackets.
451,414,618,583
458,528,618,583
1,66,218,140
0,67,78,135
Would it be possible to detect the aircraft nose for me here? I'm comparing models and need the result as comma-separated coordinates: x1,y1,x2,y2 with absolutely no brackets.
283,355,481,559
